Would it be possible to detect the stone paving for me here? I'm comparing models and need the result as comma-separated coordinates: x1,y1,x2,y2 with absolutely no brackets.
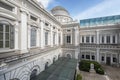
80,71,107,80
103,65,120,80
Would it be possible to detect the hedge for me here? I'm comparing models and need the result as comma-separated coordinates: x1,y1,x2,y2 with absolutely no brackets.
79,60,104,75
76,74,82,80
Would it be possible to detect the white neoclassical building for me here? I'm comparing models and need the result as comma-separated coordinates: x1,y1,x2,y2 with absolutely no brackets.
0,0,120,80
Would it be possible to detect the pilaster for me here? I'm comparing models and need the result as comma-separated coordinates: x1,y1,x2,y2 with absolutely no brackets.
19,8,28,53
40,20,44,49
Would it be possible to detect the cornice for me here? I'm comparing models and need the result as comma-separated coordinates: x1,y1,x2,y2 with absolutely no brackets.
27,0,62,26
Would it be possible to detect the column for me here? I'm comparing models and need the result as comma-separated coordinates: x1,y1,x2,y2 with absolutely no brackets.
90,53,92,61
50,25,53,47
96,48,100,62
110,35,113,44
19,9,28,53
61,31,63,45
90,35,92,43
75,28,79,46
40,20,44,49
36,28,40,47
111,54,113,65
28,25,31,48
56,29,59,46
104,35,107,44
47,24,50,46
14,21,19,50
115,34,117,44
94,36,96,43
84,35,86,43
105,54,106,64
96,30,99,44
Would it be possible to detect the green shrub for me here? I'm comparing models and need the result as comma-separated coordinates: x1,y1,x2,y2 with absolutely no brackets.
96,67,105,74
79,60,104,75
76,74,82,80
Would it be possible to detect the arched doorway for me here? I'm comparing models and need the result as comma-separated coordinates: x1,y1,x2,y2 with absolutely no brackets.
58,54,61,59
10,78,19,80
53,57,56,63
45,62,49,70
30,69,37,80
67,54,71,59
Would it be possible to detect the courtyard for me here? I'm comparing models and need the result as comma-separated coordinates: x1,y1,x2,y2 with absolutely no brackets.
103,65,120,80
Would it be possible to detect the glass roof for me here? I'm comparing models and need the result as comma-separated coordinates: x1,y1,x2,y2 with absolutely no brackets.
36,58,77,80
80,15,120,27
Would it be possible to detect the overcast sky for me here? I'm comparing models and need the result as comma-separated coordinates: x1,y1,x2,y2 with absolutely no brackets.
37,0,120,20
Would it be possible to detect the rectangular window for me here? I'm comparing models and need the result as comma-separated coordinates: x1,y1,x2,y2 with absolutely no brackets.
106,36,110,43
113,57,117,62
91,36,94,43
82,36,84,43
66,35,71,43
30,27,36,47
45,31,48,45
45,23,49,26
92,55,95,60
82,55,84,58
59,34,61,44
0,24,10,48
0,1,13,11
113,35,115,43
30,16,37,21
86,36,89,43
102,36,104,43
101,56,104,61
53,33,55,45
86,55,90,59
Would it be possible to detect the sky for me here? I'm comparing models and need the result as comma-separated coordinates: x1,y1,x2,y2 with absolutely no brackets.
37,0,120,20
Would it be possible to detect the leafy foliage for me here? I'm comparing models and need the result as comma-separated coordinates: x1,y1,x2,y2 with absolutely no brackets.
79,60,104,75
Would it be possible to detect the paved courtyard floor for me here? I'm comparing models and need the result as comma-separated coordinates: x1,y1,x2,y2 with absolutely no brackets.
103,65,120,80
80,71,107,80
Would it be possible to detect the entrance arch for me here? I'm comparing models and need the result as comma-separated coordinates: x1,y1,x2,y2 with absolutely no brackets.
10,78,20,80
66,54,72,59
45,62,49,70
30,69,37,80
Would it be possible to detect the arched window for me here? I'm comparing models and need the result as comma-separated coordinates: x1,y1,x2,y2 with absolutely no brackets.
67,54,71,59
30,69,37,80
45,62,49,70
30,27,37,47
53,57,56,63
0,21,14,49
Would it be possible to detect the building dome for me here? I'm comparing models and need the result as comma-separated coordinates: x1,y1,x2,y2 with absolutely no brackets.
51,6,70,17
51,6,73,23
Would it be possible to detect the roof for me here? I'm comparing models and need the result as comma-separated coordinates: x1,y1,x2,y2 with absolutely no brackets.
51,6,70,17
36,58,77,80
51,6,68,12
80,15,120,27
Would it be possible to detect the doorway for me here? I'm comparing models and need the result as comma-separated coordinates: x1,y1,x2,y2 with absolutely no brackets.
106,57,111,65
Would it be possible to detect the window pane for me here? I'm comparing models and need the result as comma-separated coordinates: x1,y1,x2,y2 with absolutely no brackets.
5,33,9,40
0,25,3,32
5,41,9,47
6,25,9,32
0,33,3,40
86,36,89,43
0,41,3,48
31,28,36,47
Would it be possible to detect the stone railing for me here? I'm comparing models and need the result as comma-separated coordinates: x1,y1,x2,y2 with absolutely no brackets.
80,43,120,49
0,46,61,66
0,62,8,72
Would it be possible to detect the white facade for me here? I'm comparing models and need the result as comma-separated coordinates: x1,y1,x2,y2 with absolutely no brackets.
0,0,120,80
